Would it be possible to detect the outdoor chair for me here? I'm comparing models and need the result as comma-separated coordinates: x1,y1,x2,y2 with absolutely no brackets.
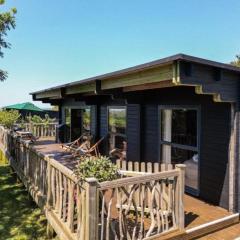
109,140,127,161
61,133,91,152
73,136,105,158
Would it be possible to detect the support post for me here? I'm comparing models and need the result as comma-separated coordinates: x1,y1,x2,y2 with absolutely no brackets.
46,157,52,209
85,177,99,240
176,164,186,230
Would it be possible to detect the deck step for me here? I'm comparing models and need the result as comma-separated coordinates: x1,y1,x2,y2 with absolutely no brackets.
184,213,240,239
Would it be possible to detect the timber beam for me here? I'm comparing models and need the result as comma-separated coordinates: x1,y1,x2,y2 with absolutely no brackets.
32,59,240,104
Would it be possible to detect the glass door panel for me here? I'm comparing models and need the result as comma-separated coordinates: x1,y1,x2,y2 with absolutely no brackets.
160,108,199,194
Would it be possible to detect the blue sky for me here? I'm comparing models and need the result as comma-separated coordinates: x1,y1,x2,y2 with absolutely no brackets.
1,0,240,108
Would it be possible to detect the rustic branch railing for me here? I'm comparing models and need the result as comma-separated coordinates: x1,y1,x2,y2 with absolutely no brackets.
24,123,57,137
0,126,185,240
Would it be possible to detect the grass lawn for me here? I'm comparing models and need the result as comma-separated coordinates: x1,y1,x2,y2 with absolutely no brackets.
0,151,50,240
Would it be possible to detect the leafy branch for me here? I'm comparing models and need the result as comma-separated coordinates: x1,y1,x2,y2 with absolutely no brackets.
0,0,17,81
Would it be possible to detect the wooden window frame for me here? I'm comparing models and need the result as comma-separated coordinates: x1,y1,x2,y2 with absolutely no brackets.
107,106,127,153
158,105,201,196
62,106,91,141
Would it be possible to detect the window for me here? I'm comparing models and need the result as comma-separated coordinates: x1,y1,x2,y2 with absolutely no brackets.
64,107,91,142
108,107,127,160
81,108,91,134
160,107,199,194
64,108,71,142
65,108,71,127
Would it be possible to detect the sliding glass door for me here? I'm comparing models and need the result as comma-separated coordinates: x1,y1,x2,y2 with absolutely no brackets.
108,106,127,161
159,107,200,194
63,107,91,142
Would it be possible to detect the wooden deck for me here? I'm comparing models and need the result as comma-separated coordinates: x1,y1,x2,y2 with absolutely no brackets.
33,137,78,170
199,223,240,240
33,138,240,239
185,195,240,239
185,194,231,229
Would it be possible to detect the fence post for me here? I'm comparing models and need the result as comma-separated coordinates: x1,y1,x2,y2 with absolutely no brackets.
46,157,52,209
85,177,99,240
175,164,186,230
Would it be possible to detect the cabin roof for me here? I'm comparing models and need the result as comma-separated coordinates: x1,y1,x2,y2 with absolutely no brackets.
30,53,240,95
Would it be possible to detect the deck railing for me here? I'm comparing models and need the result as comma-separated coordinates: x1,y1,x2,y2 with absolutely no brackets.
0,126,185,240
24,123,57,137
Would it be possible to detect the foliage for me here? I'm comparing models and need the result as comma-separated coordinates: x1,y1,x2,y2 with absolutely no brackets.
230,54,240,67
109,109,126,130
82,109,90,130
74,155,120,183
0,109,20,128
26,114,56,124
0,0,17,81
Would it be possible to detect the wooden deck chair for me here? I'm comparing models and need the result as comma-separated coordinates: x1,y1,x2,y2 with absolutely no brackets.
73,135,106,158
61,133,90,152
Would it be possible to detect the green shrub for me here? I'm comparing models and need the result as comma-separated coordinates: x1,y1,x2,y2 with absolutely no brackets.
74,155,119,183
0,110,20,128
26,114,56,124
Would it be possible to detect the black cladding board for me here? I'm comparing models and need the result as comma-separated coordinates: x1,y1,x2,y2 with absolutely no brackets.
126,104,141,162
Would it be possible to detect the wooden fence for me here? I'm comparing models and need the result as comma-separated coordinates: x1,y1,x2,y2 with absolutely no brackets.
24,123,57,138
0,126,185,240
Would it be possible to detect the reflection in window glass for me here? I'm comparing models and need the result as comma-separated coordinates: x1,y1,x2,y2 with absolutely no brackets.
65,108,71,127
171,147,198,190
82,108,91,134
108,107,127,160
64,108,71,142
161,109,197,147
160,108,199,193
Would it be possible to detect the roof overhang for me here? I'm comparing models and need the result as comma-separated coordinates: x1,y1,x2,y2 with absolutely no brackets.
31,54,240,104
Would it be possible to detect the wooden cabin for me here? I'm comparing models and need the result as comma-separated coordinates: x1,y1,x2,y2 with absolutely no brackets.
31,53,240,214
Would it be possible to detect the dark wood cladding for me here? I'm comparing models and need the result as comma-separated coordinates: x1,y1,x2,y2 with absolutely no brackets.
100,106,108,138
180,61,240,102
131,87,231,209
126,104,141,162
142,105,159,163
90,105,98,140
200,101,230,208
58,87,231,209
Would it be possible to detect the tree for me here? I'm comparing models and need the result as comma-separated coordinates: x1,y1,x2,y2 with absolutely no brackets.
231,54,240,67
0,109,20,128
0,0,17,81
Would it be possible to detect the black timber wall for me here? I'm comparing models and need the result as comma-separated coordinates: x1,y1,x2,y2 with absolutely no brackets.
126,104,141,162
58,87,231,209
125,87,231,208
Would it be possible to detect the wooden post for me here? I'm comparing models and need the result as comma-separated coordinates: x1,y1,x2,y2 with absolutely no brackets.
85,177,99,240
46,157,52,209
175,164,186,230
229,103,240,213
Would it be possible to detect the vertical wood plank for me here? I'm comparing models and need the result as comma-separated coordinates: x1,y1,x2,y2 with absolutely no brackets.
128,161,133,171
122,160,126,170
47,158,51,208
141,162,145,172
175,164,186,230
85,178,99,240
116,159,121,169
62,176,67,222
67,179,74,232
147,162,152,207
51,167,56,209
58,171,63,218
